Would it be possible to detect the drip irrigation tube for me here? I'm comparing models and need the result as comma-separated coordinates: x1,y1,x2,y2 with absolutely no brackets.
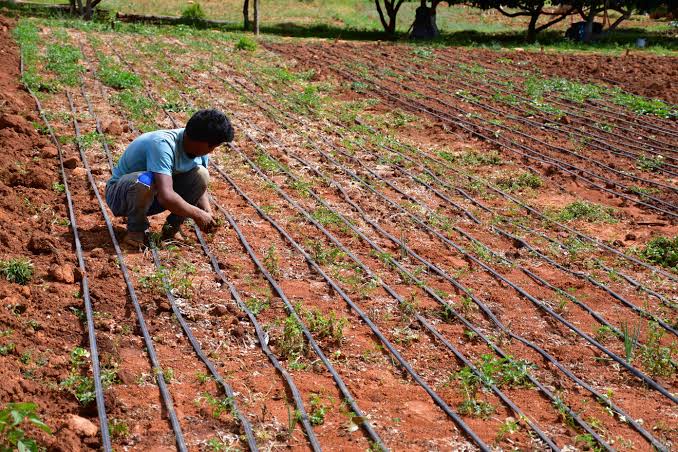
212,162,490,451
149,246,259,451
434,52,678,141
209,196,389,450
315,49,678,217
229,138,565,450
213,79,666,449
192,226,322,451
66,91,188,452
20,55,113,452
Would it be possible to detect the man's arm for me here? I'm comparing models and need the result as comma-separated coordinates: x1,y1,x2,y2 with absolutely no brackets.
154,173,213,230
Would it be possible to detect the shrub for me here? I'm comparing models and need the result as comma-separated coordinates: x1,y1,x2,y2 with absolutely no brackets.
181,3,206,21
235,36,257,51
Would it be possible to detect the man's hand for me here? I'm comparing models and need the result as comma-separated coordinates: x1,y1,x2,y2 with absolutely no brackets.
194,209,216,232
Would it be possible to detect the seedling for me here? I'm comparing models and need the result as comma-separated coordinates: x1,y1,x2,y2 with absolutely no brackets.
636,155,665,172
496,417,519,442
458,399,495,418
640,321,676,377
0,343,16,356
197,392,235,419
309,393,328,426
0,258,33,285
279,315,304,359
263,245,281,278
52,182,65,193
245,296,270,316
304,308,347,344
0,402,51,451
108,418,129,439
496,172,543,191
595,325,615,344
621,321,640,364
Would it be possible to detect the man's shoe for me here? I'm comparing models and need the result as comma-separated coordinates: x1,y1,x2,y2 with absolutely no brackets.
161,222,183,241
123,230,147,249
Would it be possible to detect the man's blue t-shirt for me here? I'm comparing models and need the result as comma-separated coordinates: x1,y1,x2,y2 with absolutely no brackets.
109,128,208,184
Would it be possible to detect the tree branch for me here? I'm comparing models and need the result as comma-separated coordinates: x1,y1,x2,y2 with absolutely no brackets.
374,0,389,31
496,6,532,17
535,10,572,32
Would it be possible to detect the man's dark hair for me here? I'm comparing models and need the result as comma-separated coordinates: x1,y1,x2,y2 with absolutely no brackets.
185,109,234,146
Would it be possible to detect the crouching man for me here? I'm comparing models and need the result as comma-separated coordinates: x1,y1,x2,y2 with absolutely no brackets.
105,109,233,247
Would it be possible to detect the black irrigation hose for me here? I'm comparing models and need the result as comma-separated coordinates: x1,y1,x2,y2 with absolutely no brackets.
307,124,678,406
317,49,678,216
65,91,188,452
192,226,322,451
149,246,259,451
20,54,113,452
392,54,678,175
328,124,678,336
227,74,677,343
208,195,389,451
366,133,677,311
234,120,635,451
345,46,678,180
434,52,678,141
217,81,667,449
223,66,676,310
307,62,678,279
429,53,678,151
229,136,560,450
212,160,490,451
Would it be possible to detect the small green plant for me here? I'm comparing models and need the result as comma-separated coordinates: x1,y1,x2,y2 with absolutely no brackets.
181,3,206,20
108,418,129,440
458,399,495,418
309,393,328,426
496,417,519,442
196,371,212,384
306,240,345,265
0,343,15,356
639,236,677,270
61,347,116,405
438,150,502,166
576,433,603,452
0,258,33,285
496,172,543,191
198,392,235,419
551,201,617,224
52,182,65,193
279,315,304,359
311,208,346,232
636,155,665,172
640,322,676,377
621,321,641,364
0,402,51,451
245,296,269,316
595,325,615,343
235,36,257,51
263,245,281,278
304,308,347,344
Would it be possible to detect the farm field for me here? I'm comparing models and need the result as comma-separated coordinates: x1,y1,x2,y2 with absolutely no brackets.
0,11,677,452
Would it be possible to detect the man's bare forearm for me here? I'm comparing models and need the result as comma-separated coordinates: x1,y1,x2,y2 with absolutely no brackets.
158,191,202,219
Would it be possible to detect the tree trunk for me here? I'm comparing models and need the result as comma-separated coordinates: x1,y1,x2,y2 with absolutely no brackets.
583,5,597,42
243,0,250,31
253,0,260,35
526,12,539,43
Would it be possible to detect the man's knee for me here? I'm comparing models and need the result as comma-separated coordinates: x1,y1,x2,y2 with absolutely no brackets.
195,166,209,193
